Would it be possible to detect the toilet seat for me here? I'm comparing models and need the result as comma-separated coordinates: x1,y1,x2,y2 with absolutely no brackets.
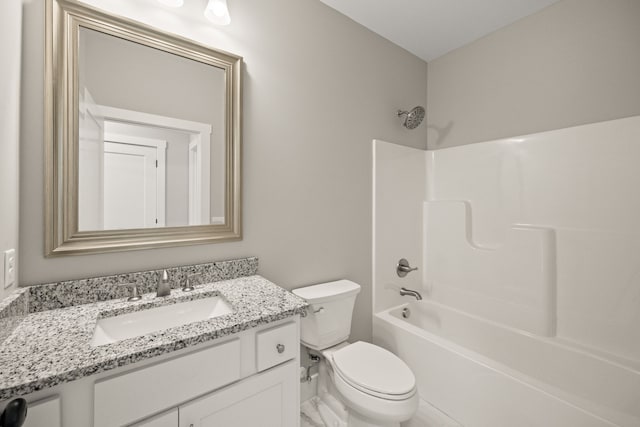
331,366,419,423
330,341,416,401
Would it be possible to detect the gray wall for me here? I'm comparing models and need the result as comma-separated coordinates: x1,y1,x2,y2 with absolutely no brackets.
427,0,640,149
19,0,428,342
0,0,22,300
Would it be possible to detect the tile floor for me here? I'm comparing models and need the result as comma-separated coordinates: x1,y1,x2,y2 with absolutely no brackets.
300,396,463,427
300,397,326,427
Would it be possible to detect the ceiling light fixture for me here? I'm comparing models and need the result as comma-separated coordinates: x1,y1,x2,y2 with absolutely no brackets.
156,0,184,7
204,0,231,26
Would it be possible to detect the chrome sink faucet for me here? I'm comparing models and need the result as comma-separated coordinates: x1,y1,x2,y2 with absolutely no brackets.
400,287,422,300
157,269,171,297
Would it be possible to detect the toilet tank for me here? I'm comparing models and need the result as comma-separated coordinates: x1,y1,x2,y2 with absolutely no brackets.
292,280,361,350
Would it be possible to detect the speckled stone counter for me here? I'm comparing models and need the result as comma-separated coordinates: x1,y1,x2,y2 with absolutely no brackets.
0,289,28,345
0,274,308,400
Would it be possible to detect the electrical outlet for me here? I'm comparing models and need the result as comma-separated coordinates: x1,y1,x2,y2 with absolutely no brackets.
4,249,16,289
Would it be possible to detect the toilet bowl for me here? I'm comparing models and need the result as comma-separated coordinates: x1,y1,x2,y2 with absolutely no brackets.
322,341,418,426
293,280,418,427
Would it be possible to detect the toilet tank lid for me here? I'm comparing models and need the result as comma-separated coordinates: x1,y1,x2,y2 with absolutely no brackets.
292,280,361,304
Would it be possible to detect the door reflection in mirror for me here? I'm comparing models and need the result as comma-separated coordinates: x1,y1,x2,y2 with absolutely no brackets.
103,136,163,230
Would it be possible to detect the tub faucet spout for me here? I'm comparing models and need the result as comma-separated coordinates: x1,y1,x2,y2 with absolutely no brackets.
400,287,422,300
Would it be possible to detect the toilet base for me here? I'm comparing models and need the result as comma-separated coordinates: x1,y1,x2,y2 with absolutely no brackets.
316,356,402,427
316,391,400,427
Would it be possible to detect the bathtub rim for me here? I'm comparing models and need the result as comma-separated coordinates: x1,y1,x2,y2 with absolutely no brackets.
374,301,635,427
384,299,640,374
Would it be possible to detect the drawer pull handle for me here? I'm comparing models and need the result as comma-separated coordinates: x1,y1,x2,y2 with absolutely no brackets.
276,344,285,354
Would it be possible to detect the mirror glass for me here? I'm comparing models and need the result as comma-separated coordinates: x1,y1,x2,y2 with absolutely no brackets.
45,0,241,256
78,27,226,231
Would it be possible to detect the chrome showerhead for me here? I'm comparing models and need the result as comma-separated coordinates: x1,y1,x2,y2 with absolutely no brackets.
397,106,425,129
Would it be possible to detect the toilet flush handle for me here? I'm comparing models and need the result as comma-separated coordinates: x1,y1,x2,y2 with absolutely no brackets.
313,306,325,314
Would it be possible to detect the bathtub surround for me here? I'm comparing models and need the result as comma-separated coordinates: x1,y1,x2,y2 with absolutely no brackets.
0,273,307,400
424,200,556,336
428,117,640,363
372,116,640,426
427,0,640,149
375,116,640,362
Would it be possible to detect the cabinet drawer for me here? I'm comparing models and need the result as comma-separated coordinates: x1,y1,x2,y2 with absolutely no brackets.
94,338,240,427
256,322,297,372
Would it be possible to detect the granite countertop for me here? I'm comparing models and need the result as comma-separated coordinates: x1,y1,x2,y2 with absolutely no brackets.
0,275,308,400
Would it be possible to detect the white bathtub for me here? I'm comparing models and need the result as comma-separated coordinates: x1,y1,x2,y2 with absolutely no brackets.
373,301,640,427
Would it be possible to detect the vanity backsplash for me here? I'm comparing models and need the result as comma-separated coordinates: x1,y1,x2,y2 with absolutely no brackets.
27,257,258,313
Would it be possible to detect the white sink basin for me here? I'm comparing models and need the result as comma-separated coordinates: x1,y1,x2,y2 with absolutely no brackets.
91,296,233,346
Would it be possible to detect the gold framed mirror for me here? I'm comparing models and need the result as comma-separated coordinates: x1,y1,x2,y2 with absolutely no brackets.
45,0,242,256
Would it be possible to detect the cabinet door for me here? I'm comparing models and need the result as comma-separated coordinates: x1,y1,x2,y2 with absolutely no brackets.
23,396,61,427
94,338,240,427
179,361,298,427
131,408,178,427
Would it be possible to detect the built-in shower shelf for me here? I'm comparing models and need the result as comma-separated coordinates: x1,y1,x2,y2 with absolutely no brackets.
424,200,556,336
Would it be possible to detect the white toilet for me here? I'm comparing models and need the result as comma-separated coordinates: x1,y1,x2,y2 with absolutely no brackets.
293,280,418,427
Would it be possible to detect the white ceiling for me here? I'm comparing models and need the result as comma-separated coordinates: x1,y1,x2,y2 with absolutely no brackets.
318,0,561,62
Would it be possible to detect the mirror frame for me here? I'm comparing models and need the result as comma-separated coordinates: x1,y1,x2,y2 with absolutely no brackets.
45,0,242,256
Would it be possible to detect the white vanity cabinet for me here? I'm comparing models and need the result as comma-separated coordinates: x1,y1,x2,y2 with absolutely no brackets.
178,360,298,427
22,396,61,427
132,409,178,427
132,354,298,427
11,317,300,427
94,338,243,426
